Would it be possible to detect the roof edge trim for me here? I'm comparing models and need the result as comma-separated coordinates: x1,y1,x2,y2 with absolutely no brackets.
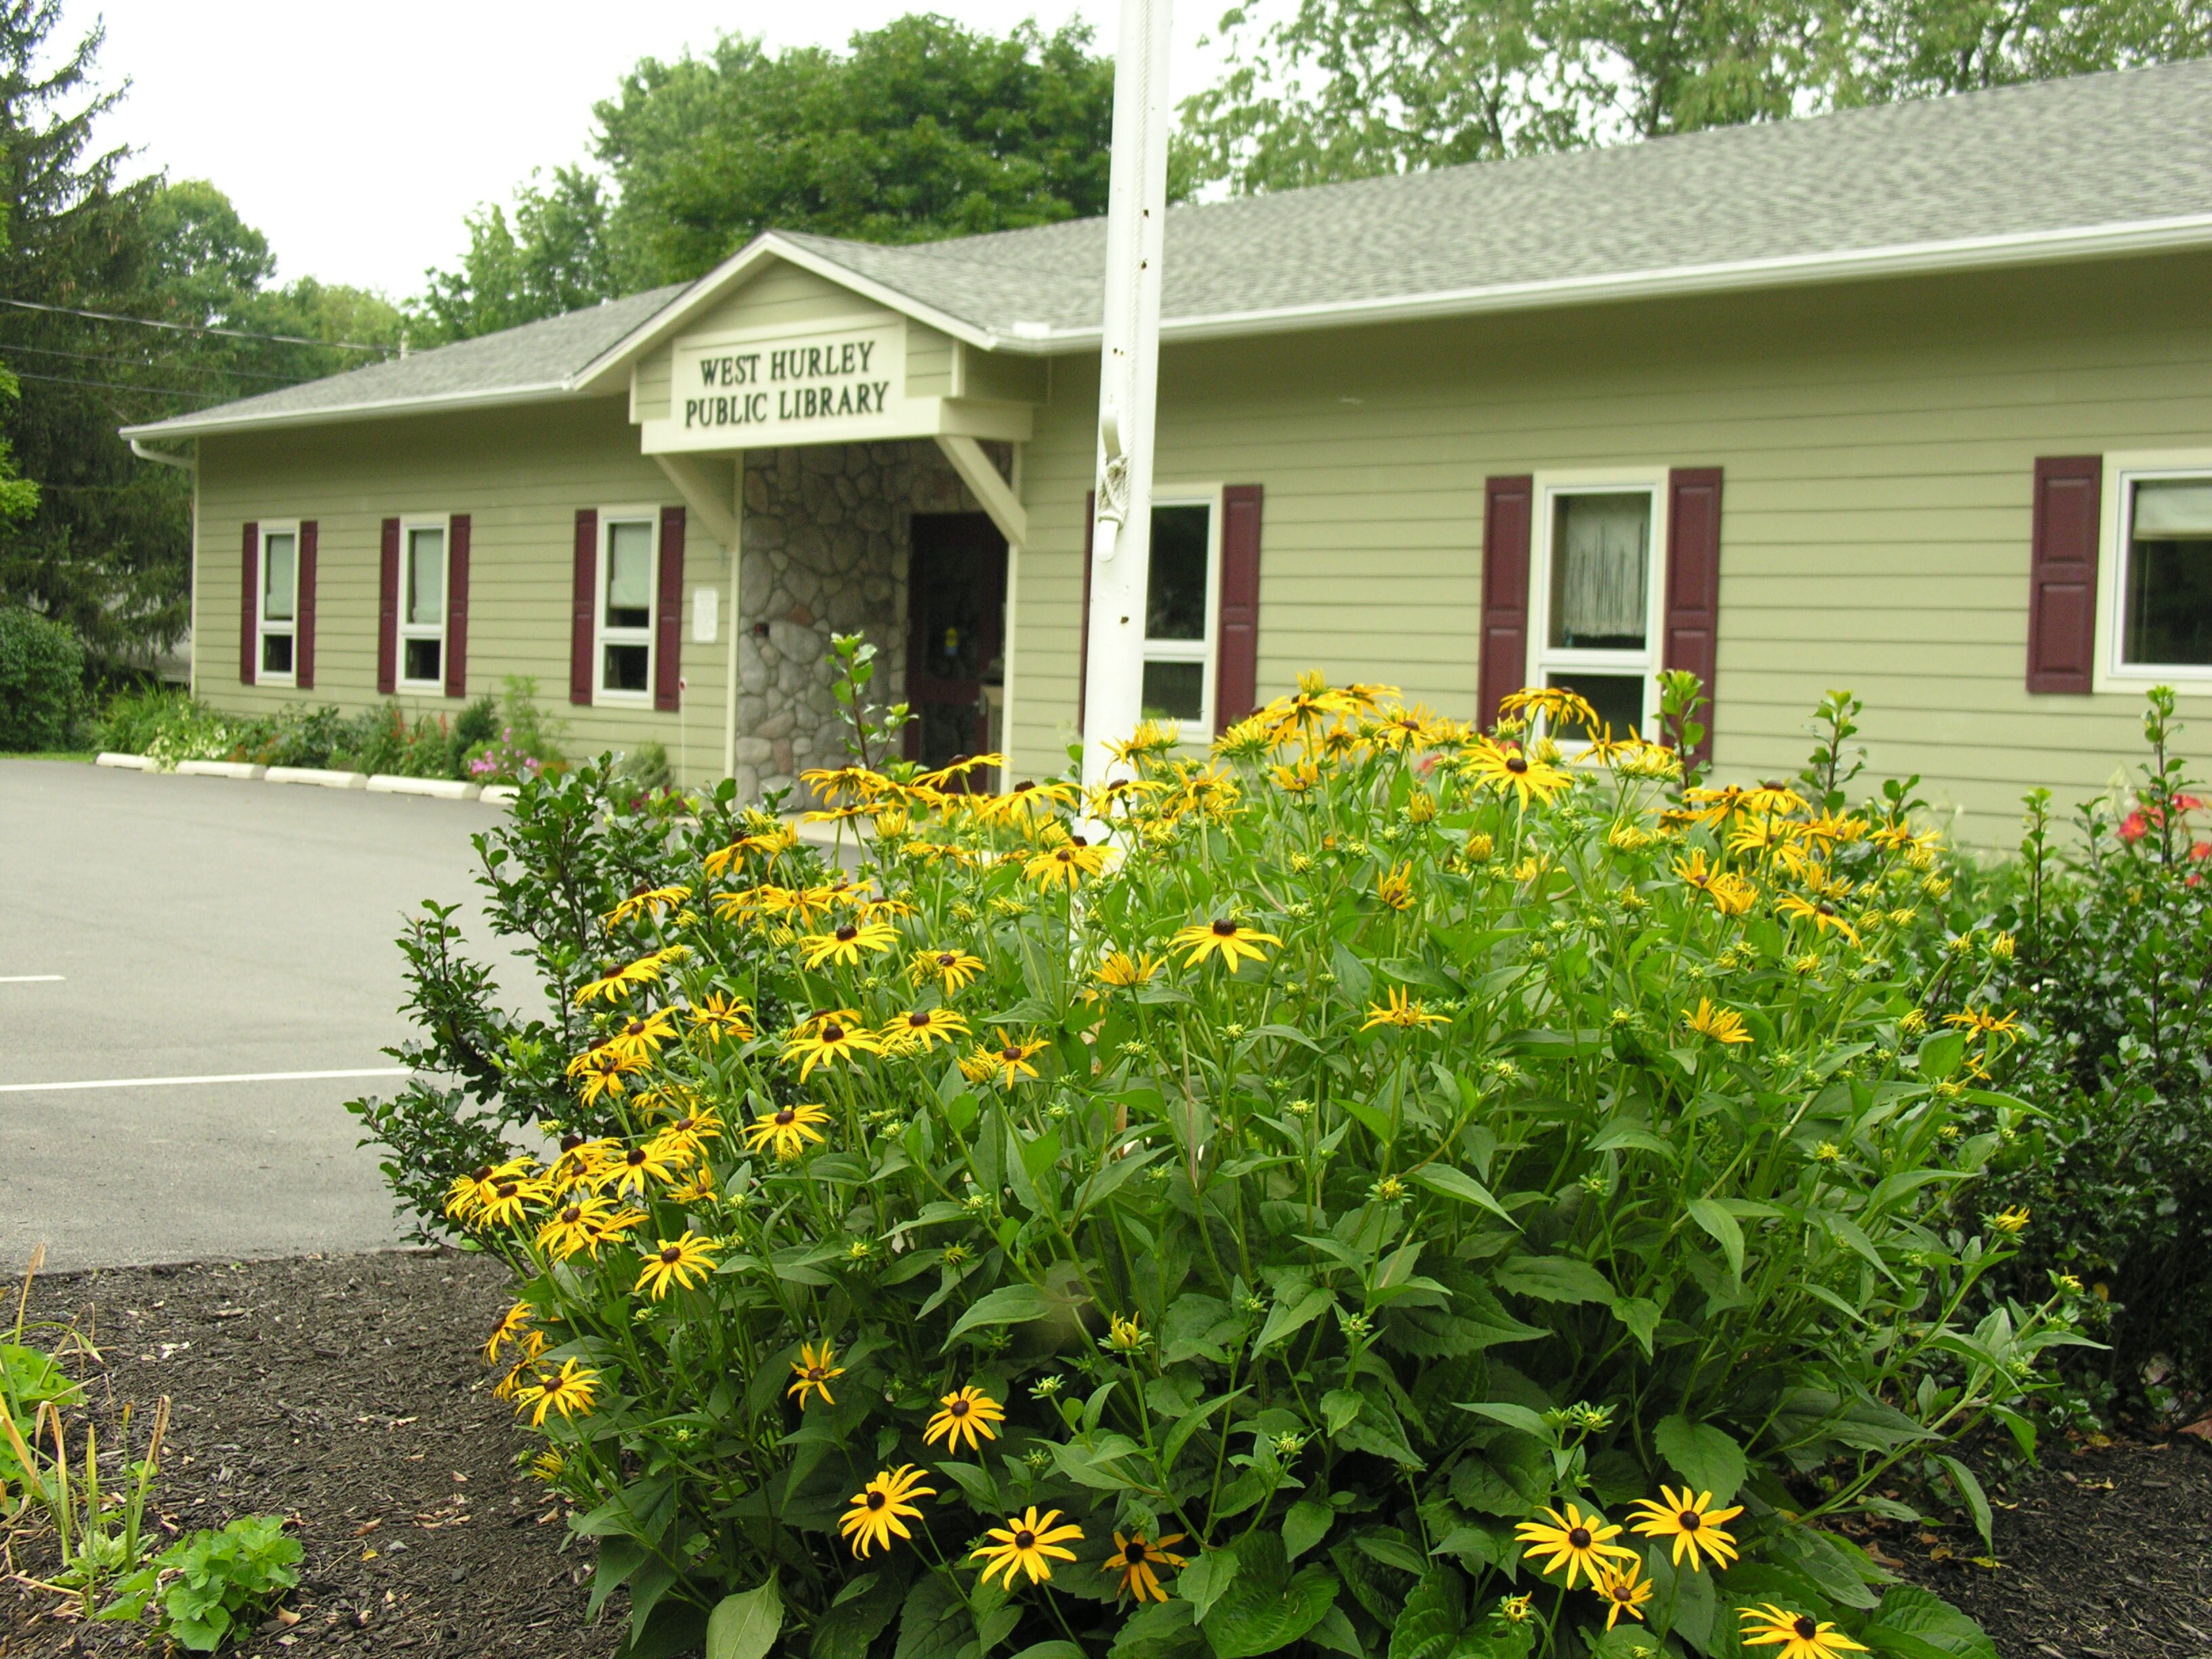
120,379,583,442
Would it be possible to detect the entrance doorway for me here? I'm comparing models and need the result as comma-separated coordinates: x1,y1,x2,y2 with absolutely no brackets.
906,512,1008,777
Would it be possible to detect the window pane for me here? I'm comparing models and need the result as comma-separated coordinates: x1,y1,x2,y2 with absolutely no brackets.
1142,658,1205,721
407,528,445,627
404,636,441,683
261,632,293,676
262,533,295,622
2133,479,2212,537
1146,504,1210,642
607,521,654,628
605,642,651,693
1549,492,1650,649
1545,672,1645,742
2126,507,2212,669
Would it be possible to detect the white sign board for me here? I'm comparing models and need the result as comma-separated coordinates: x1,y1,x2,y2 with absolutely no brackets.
645,319,908,453
691,585,718,644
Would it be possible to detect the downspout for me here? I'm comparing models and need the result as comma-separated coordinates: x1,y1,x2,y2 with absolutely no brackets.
127,438,198,695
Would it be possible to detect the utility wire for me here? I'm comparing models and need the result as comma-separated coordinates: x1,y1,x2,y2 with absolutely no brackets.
0,296,393,354
0,340,312,384
12,369,232,402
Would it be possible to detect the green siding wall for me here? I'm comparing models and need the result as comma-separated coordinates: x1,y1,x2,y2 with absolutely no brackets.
1002,251,2212,845
194,398,735,781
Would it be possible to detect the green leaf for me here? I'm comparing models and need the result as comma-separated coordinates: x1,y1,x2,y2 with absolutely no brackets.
813,1570,907,1659
1201,1566,1339,1659
1388,1565,1465,1659
1492,1254,1612,1305
1585,1121,1676,1162
1284,1499,1334,1564
1179,1549,1241,1622
1321,1389,1364,1435
1456,1400,1554,1441
1254,1282,1336,1354
1685,1199,1745,1282
1610,1296,1661,1356
946,1282,1057,1344
1936,1456,1994,1553
1862,1585,1999,1659
1308,1606,1364,1659
1653,1415,1747,1504
1408,1164,1517,1226
1007,1645,1088,1659
893,1571,970,1659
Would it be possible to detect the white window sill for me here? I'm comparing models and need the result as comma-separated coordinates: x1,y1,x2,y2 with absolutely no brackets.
594,691,653,708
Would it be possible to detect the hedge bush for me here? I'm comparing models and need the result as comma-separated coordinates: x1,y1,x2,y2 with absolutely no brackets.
0,605,85,751
359,644,2073,1659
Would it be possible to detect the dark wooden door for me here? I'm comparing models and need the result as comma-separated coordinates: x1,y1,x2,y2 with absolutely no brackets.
906,512,1008,773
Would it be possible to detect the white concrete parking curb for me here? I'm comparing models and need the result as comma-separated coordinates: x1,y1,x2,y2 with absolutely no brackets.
265,766,369,789
366,774,483,800
478,784,521,804
176,759,267,780
96,752,150,770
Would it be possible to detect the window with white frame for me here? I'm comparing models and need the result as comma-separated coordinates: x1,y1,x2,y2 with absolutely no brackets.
2114,470,2212,676
1528,479,1665,742
398,521,447,687
1140,497,1217,726
258,523,298,683
598,513,658,699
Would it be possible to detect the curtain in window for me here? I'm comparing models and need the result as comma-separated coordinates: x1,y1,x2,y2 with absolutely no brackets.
1557,496,1648,641
2134,480,2212,538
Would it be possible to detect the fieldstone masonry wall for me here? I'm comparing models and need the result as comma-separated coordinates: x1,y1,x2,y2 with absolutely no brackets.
732,441,991,804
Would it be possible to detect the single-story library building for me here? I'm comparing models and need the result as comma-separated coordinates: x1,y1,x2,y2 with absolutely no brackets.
125,60,2212,841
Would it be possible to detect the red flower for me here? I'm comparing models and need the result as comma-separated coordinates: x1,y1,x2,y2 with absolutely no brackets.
2119,811,2149,842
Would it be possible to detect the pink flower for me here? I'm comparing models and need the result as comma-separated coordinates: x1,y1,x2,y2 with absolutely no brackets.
2119,811,2149,842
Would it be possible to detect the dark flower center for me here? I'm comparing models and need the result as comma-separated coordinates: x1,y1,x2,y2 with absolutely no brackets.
1679,1511,1700,1530
495,1182,518,1198
1212,918,1237,936
867,1492,886,1510
909,1012,931,1028
1125,1542,1147,1563
675,1117,695,1132
775,1109,797,1126
626,1150,647,1168
806,1366,826,1380
1506,756,1530,774
1817,902,1837,916
1057,850,1074,862
1071,834,1088,846
836,924,858,941
660,1246,682,1264
560,1135,584,1153
471,1164,493,1183
937,954,957,966
561,1206,582,1224
1013,781,1035,794
822,1024,846,1042
1015,1530,1037,1550
1003,1046,1023,1061
1794,1618,1818,1641
1568,1527,1592,1549
626,1020,645,1036
949,1399,970,1417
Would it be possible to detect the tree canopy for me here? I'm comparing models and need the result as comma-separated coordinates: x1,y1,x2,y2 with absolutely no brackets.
420,14,1128,340
1181,0,2212,192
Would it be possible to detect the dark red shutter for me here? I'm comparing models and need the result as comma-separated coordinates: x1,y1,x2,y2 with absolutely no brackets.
239,522,259,685
1664,467,1725,761
655,505,685,711
1078,491,1095,731
2027,455,2103,694
1477,477,1532,729
571,509,598,705
444,514,470,699
1216,485,1263,733
377,517,401,695
296,520,317,690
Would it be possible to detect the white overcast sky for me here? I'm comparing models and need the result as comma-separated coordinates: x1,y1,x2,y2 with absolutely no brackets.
63,1,1230,300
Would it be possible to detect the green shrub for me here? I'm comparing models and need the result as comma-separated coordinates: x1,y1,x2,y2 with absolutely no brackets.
464,678,569,784
0,605,86,751
362,646,2064,1659
151,1515,303,1652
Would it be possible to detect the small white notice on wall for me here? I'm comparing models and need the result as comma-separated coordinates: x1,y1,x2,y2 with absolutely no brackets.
691,586,719,643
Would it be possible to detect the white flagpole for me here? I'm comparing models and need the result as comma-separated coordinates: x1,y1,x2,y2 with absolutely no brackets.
1080,0,1174,803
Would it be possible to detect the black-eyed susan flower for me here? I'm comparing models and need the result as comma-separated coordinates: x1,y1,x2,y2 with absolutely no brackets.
1168,916,1282,970
633,1231,720,1299
535,1194,628,1262
968,1029,1047,1086
781,1010,884,1079
1106,720,1184,762
1103,1532,1188,1602
1025,838,1110,891
1376,861,1416,911
884,1006,970,1054
787,1340,844,1408
597,1139,686,1198
1361,986,1447,1031
1499,685,1601,735
605,1008,680,1063
840,1465,936,1557
1684,998,1752,1046
798,918,899,970
1944,1008,2021,1038
1513,1502,1637,1589
688,993,754,1041
573,945,687,1006
1593,1557,1654,1629
1737,1605,1868,1658
924,1385,1006,1454
1627,1486,1744,1571
514,1358,599,1428
604,884,693,927
483,1301,533,1363
970,1507,1084,1588
1987,1206,2031,1235
569,1046,649,1107
1103,1313,1148,1353
1777,892,1862,946
1460,739,1571,809
652,1109,724,1162
742,1102,832,1162
1269,758,1322,794
1094,951,1164,989
909,947,985,993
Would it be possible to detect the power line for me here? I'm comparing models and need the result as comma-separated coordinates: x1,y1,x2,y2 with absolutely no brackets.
0,340,312,384
12,369,231,403
0,296,393,354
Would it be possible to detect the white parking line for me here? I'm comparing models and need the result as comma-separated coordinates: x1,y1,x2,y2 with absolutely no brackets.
0,975,64,983
0,1067,409,1094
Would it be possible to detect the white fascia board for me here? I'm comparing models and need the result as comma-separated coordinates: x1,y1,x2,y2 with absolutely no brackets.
994,210,2212,353
119,380,578,442
568,233,1003,396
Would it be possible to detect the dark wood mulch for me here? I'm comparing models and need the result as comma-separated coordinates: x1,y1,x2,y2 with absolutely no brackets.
7,1250,2211,1658
2,1250,614,1658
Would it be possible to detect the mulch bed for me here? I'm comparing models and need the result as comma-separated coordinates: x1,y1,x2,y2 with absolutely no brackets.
6,1248,2211,1658
3,1250,613,1658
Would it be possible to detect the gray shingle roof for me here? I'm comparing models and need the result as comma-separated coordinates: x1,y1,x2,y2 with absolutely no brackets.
128,59,2212,441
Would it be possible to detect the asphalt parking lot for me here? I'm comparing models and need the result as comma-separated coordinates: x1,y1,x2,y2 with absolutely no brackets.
0,761,504,1271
